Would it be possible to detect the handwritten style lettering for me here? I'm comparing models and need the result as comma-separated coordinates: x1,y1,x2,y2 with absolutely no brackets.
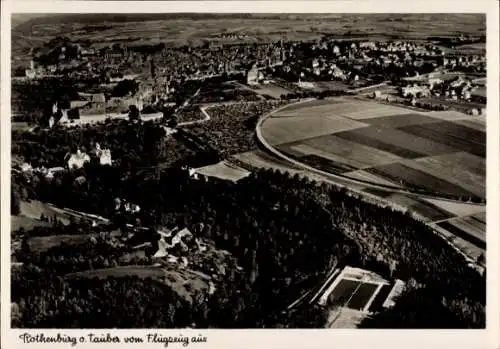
146,333,190,347
19,333,78,347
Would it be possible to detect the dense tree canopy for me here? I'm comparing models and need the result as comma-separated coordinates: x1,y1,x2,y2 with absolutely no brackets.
12,166,485,328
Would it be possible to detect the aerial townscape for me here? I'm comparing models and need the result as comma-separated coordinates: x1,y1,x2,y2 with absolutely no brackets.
10,13,486,329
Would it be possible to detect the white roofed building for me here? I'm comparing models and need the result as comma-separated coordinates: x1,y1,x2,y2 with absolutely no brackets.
67,149,90,170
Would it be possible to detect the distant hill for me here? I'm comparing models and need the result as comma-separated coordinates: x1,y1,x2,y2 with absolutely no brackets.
11,13,485,65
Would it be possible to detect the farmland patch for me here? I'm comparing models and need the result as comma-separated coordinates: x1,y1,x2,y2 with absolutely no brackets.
451,119,486,133
252,84,293,99
295,154,359,175
408,152,485,199
302,134,403,168
11,215,52,232
382,194,422,214
27,234,97,254
446,216,485,243
423,198,486,218
366,162,479,199
232,150,305,172
19,200,72,225
427,110,484,122
472,212,486,224
334,129,426,159
261,115,367,145
361,188,395,198
360,113,440,128
344,169,404,188
336,127,457,157
408,200,456,222
399,121,486,158
437,221,486,249
340,104,410,120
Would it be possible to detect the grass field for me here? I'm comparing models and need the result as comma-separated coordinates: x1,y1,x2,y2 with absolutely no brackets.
252,83,293,99
27,234,97,254
19,200,72,225
11,215,53,232
194,160,251,182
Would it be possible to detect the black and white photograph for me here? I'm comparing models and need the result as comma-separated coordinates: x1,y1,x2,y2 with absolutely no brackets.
1,1,499,348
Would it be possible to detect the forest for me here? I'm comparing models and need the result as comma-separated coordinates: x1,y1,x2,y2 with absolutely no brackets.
12,165,485,328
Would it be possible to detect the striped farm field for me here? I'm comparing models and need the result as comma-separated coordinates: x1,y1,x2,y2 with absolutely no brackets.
408,200,457,222
272,102,352,118
450,119,486,133
272,99,345,113
261,115,368,145
366,162,480,199
260,96,486,203
423,198,486,218
360,113,440,128
405,152,485,199
399,121,486,158
472,212,486,224
335,127,458,158
445,216,486,243
296,134,404,169
344,169,404,188
437,221,485,249
426,110,481,121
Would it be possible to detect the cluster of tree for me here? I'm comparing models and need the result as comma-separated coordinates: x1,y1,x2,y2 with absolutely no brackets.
11,155,485,328
280,89,346,100
111,79,139,98
11,119,190,170
12,275,194,328
185,101,287,157
12,77,103,124
193,88,261,104
21,239,152,275
176,106,206,124
401,98,450,111
362,61,436,82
